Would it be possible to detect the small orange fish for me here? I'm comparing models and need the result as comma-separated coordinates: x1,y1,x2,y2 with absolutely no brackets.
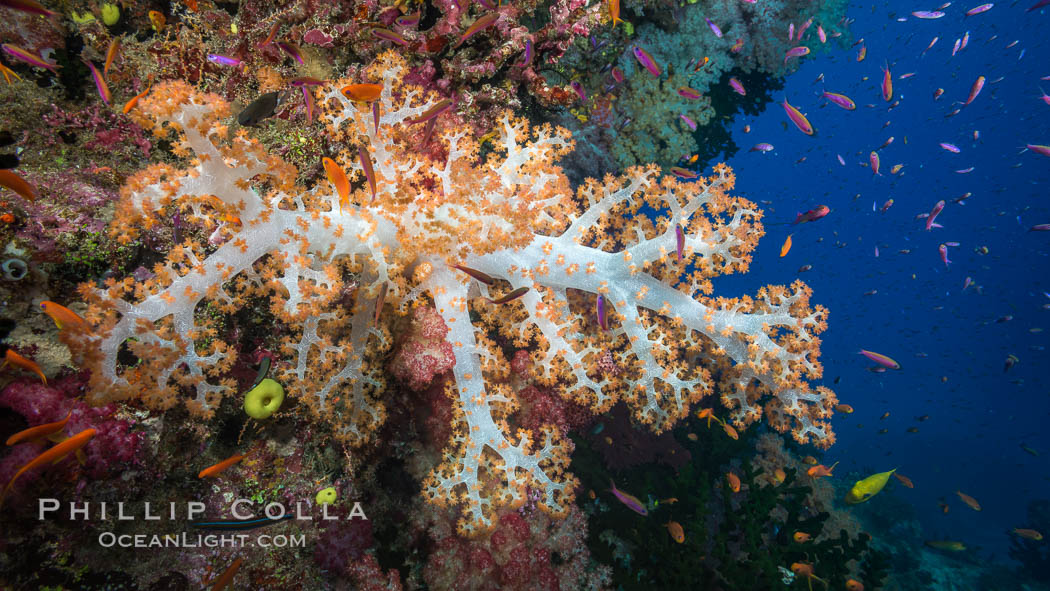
0,169,37,201
322,157,350,211
208,557,243,591
104,37,120,78
790,562,826,589
956,490,981,511
726,471,741,493
1,428,96,506
880,412,890,420
773,468,786,484
780,234,793,257
802,455,818,465
665,521,685,543
40,301,89,332
939,502,950,514
722,421,738,440
893,472,914,488
607,0,622,25
835,404,854,414
340,83,383,102
793,531,811,543
2,348,47,384
1013,528,1043,541
696,407,715,427
199,453,245,478
846,579,865,591
5,410,70,446
807,461,838,478
123,83,152,114
686,432,698,441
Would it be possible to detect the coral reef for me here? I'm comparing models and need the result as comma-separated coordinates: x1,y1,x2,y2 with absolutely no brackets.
63,49,837,537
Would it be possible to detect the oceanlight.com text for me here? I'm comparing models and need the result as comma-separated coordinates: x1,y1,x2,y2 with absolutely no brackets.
97,532,306,548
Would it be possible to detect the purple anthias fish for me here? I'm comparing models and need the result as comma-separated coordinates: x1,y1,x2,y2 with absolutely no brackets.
675,225,685,262
207,54,241,67
632,46,661,77
821,90,855,110
609,480,648,515
911,10,945,18
704,17,723,38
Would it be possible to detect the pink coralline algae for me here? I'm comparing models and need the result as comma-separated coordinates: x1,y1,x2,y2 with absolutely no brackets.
0,373,143,486
389,305,456,392
423,508,611,591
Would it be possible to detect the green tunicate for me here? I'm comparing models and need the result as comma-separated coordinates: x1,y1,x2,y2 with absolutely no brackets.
244,378,284,419
101,3,120,25
316,487,337,505
623,21,634,36
71,10,95,23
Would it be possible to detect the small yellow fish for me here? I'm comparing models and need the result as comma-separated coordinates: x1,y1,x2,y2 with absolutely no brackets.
780,234,793,257
845,468,895,504
925,540,966,551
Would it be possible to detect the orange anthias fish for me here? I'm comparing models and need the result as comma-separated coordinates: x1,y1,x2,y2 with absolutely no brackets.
773,468,787,484
780,234,793,257
40,301,89,332
807,461,838,478
790,562,827,591
322,157,350,211
607,0,622,25
340,83,383,102
1,428,96,506
2,348,47,384
846,579,865,591
835,404,854,414
123,83,152,114
665,520,685,543
5,411,71,445
208,557,243,591
802,455,817,465
893,472,914,488
696,408,716,428
0,169,37,201
721,420,739,440
726,471,741,493
199,453,245,479
793,531,812,543
956,490,981,511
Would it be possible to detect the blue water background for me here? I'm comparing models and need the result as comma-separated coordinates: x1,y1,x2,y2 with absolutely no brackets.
710,0,1050,560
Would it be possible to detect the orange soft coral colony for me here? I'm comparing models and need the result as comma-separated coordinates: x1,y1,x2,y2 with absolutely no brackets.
75,50,838,536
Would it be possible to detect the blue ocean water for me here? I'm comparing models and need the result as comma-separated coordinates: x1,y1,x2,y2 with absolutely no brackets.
717,0,1050,562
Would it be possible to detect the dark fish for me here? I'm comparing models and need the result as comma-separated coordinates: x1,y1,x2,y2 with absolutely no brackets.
237,92,280,126
250,356,272,389
190,515,293,531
